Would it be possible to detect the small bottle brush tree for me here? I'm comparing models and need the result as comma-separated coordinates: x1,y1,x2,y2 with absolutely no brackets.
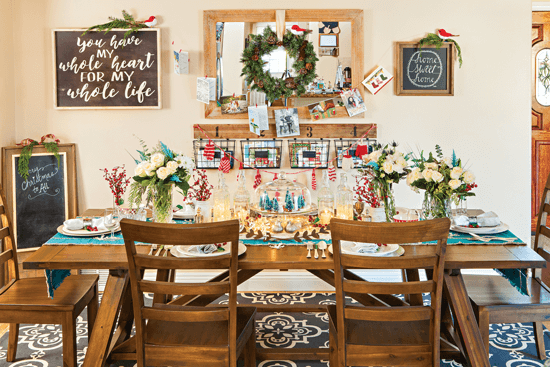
285,190,294,212
272,197,280,212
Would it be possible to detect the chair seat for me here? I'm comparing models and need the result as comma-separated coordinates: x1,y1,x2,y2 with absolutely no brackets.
327,305,430,346
146,306,256,346
463,274,550,307
0,274,99,312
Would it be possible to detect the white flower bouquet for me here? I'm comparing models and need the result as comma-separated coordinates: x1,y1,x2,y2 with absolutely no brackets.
407,145,476,219
128,139,194,222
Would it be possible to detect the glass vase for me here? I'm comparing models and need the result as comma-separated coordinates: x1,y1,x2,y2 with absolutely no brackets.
379,183,395,222
152,184,174,223
421,192,451,220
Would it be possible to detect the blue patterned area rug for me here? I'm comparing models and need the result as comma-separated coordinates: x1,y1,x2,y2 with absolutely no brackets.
0,292,549,367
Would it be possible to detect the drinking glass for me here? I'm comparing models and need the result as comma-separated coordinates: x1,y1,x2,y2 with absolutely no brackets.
104,208,121,239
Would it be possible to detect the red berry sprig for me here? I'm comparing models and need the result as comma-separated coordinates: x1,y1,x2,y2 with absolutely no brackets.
100,166,131,206
465,183,477,192
354,176,381,208
184,169,213,201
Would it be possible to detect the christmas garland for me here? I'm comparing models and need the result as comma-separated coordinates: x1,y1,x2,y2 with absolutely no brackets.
17,135,61,181
418,32,463,68
82,10,147,40
241,27,318,103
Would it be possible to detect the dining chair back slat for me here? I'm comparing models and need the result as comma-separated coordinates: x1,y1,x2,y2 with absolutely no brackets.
138,279,230,296
0,194,19,286
133,253,231,270
343,279,435,295
142,305,229,323
345,305,433,322
341,254,436,269
120,218,255,367
330,217,450,367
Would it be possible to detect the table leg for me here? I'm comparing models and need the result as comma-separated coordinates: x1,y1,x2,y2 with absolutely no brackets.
82,270,129,367
444,270,490,367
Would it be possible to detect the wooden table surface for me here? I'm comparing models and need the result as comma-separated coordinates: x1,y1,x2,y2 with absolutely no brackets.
24,243,546,271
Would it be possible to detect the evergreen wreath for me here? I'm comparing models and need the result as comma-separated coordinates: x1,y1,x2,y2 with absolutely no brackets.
241,27,318,103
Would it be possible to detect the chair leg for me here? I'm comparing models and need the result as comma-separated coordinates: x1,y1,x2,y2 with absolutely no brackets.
243,329,256,367
87,284,99,338
534,322,547,360
6,323,19,362
329,328,339,367
62,312,77,367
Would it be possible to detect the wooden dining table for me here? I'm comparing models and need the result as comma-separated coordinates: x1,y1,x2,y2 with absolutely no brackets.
23,210,546,367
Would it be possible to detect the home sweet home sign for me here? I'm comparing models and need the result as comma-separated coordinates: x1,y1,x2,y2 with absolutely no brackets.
53,28,161,109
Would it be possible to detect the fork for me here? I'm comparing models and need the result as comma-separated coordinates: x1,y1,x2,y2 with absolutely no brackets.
148,244,157,255
306,242,313,258
155,245,164,256
163,245,173,256
469,233,511,242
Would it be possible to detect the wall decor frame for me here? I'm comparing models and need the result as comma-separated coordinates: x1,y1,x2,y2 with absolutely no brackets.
53,28,161,109
204,9,364,119
1,144,77,251
395,42,454,96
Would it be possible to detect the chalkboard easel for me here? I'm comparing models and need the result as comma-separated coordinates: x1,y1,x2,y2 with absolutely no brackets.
395,42,454,96
1,144,77,251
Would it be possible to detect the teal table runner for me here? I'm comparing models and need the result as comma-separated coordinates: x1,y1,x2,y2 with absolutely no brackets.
43,224,528,298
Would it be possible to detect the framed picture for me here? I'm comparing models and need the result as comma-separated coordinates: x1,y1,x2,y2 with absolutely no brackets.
1,144,77,250
395,42,454,96
319,34,338,47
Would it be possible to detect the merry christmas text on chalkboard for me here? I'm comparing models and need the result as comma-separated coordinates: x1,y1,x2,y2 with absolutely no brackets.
53,29,161,109
396,42,454,96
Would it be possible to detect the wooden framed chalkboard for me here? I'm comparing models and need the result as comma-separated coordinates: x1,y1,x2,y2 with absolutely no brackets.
395,42,454,96
53,28,161,109
1,144,77,251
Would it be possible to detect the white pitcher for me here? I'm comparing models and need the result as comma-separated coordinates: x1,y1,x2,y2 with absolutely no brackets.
364,207,386,222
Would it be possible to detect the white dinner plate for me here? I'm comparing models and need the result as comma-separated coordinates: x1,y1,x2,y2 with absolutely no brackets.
57,224,120,237
340,241,399,257
328,243,405,257
173,210,195,219
450,222,509,235
173,242,247,257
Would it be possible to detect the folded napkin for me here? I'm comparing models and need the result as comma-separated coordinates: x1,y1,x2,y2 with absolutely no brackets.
190,244,220,255
63,217,106,232
352,243,379,254
453,211,500,227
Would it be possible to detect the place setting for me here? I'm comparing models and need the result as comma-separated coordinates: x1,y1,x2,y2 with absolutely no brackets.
169,242,247,257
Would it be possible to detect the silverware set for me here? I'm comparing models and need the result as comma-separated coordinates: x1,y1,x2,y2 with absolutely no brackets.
306,241,327,259
468,233,514,242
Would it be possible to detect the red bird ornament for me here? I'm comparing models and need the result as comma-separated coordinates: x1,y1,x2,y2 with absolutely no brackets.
143,16,157,27
437,29,459,40
290,25,311,36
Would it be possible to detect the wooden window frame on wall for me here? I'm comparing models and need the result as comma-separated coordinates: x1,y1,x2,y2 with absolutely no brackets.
203,9,364,119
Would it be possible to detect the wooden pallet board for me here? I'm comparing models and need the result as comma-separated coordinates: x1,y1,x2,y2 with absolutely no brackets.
193,123,377,140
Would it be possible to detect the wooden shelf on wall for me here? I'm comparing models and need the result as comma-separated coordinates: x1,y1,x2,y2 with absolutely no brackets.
193,123,377,140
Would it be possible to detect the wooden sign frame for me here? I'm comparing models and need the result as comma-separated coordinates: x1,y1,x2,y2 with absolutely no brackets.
52,28,162,109
395,42,454,96
203,9,364,119
1,144,78,251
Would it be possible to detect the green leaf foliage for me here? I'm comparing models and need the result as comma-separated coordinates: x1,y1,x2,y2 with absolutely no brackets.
418,32,463,68
81,10,147,41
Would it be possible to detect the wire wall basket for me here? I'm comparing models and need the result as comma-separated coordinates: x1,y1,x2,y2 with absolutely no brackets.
334,138,377,169
240,139,282,169
287,138,330,169
193,139,236,170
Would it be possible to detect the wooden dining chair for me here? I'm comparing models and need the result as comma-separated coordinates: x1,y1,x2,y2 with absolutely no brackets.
329,218,451,367
0,185,99,367
120,218,256,367
463,172,550,360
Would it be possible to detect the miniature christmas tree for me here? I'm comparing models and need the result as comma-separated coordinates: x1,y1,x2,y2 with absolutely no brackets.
272,197,280,212
259,193,265,210
285,190,294,212
298,194,305,209
265,196,272,211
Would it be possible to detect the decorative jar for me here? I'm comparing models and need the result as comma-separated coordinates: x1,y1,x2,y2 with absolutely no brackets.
152,183,174,223
421,192,452,219
213,173,231,222
233,170,251,223
317,171,334,225
253,172,313,215
335,173,353,220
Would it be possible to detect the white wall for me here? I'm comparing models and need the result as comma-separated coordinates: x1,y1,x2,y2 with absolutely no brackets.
6,0,532,243
0,0,15,180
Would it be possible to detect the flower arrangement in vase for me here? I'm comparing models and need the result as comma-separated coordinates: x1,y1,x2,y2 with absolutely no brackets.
184,169,213,219
128,138,194,223
100,165,131,207
359,142,410,222
407,145,476,219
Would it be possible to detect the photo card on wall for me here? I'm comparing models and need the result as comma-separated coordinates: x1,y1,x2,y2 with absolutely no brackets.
220,95,248,114
362,66,393,95
340,89,367,117
307,99,337,121
275,108,301,138
248,104,269,135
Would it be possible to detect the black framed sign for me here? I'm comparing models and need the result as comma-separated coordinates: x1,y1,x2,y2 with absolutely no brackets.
53,28,161,109
395,42,454,96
